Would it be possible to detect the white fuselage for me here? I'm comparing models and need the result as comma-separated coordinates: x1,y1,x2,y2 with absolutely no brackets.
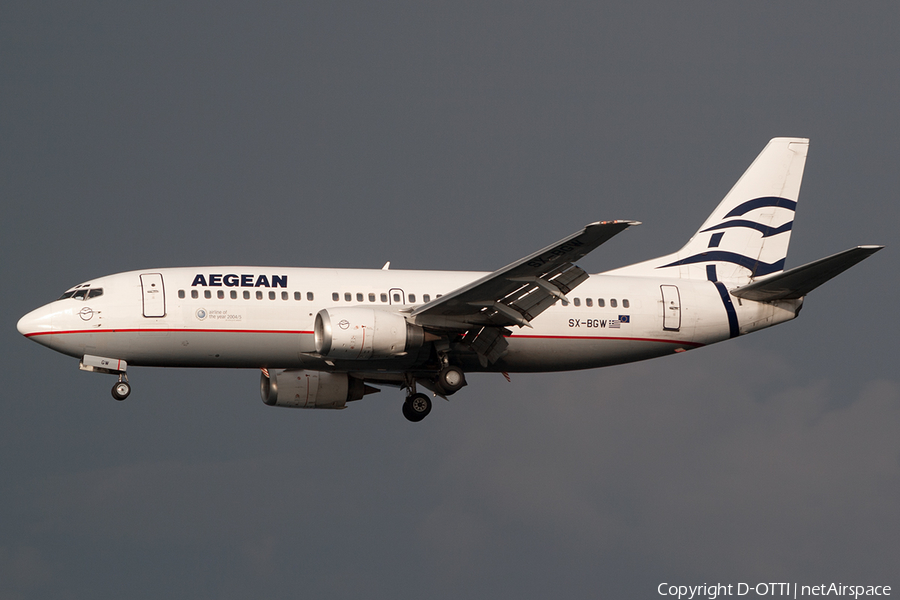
17,266,801,374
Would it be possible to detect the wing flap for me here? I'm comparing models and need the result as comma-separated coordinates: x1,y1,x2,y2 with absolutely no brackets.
465,326,511,365
730,245,883,301
412,220,638,329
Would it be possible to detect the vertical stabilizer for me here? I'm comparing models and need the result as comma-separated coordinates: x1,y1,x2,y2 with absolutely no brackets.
608,138,809,284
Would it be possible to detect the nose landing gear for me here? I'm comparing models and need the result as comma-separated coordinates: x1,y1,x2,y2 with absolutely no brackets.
79,354,132,402
112,374,131,401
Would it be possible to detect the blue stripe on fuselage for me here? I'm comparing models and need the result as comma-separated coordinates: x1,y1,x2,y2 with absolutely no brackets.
706,265,739,338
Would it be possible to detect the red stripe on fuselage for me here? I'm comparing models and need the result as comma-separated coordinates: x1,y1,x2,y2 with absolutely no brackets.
25,328,704,349
509,333,705,347
24,328,315,337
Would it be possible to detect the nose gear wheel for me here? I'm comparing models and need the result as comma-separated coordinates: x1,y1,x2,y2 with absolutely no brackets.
112,376,131,401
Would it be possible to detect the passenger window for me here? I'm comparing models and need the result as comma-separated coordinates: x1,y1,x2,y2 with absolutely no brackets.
409,294,416,303
344,292,352,302
217,290,224,299
611,299,618,308
282,291,289,300
423,294,431,303
357,293,364,302
436,294,442,298
561,299,569,306
191,290,199,299
178,290,185,299
269,291,276,300
307,292,314,301
332,292,339,301
368,293,375,302
393,293,401,303
381,293,388,302
586,298,592,307
256,291,263,300
204,290,212,299
294,291,301,300
244,290,250,300
87,289,103,299
623,299,630,308
598,298,605,307
573,298,581,307
231,290,237,299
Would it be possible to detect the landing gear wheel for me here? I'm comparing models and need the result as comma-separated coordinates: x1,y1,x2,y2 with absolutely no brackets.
437,365,466,394
112,381,131,401
403,393,432,422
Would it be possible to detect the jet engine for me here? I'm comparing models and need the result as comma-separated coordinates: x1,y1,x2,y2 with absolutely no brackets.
260,369,368,409
314,308,425,359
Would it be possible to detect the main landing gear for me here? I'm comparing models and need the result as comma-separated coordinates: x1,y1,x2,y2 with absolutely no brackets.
400,363,467,422
402,393,432,422
437,365,466,394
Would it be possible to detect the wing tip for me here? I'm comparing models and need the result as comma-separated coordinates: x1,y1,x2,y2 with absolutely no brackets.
588,220,642,227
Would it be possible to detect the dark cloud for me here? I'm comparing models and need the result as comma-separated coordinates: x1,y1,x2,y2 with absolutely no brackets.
4,347,895,598
2,1,897,598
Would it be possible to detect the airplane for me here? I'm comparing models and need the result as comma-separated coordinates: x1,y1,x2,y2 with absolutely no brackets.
17,138,883,422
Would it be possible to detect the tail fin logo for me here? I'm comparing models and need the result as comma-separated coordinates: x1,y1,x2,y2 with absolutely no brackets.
658,250,786,278
699,195,796,239
605,138,809,283
658,195,796,279
721,196,797,218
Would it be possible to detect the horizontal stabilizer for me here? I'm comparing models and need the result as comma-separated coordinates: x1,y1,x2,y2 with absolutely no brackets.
730,245,884,301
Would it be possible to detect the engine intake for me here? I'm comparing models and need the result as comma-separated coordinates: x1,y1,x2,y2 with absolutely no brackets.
314,308,425,359
260,369,367,409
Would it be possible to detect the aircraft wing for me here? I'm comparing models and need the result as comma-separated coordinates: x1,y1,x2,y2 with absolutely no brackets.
411,220,639,332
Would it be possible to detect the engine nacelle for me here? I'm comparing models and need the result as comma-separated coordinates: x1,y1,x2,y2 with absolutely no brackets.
314,307,425,359
260,369,366,409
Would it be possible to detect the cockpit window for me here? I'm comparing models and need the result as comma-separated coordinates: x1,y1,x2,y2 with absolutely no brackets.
59,287,103,301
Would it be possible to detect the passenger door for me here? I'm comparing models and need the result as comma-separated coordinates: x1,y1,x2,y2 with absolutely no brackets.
140,273,166,318
660,285,681,331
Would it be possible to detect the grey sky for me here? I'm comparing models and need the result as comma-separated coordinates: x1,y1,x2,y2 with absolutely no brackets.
2,2,898,598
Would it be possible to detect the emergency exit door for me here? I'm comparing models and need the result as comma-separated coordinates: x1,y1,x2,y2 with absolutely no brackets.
388,288,406,305
660,285,681,331
141,273,166,318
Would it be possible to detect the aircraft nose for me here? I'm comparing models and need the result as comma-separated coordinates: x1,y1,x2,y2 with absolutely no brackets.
17,306,53,337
